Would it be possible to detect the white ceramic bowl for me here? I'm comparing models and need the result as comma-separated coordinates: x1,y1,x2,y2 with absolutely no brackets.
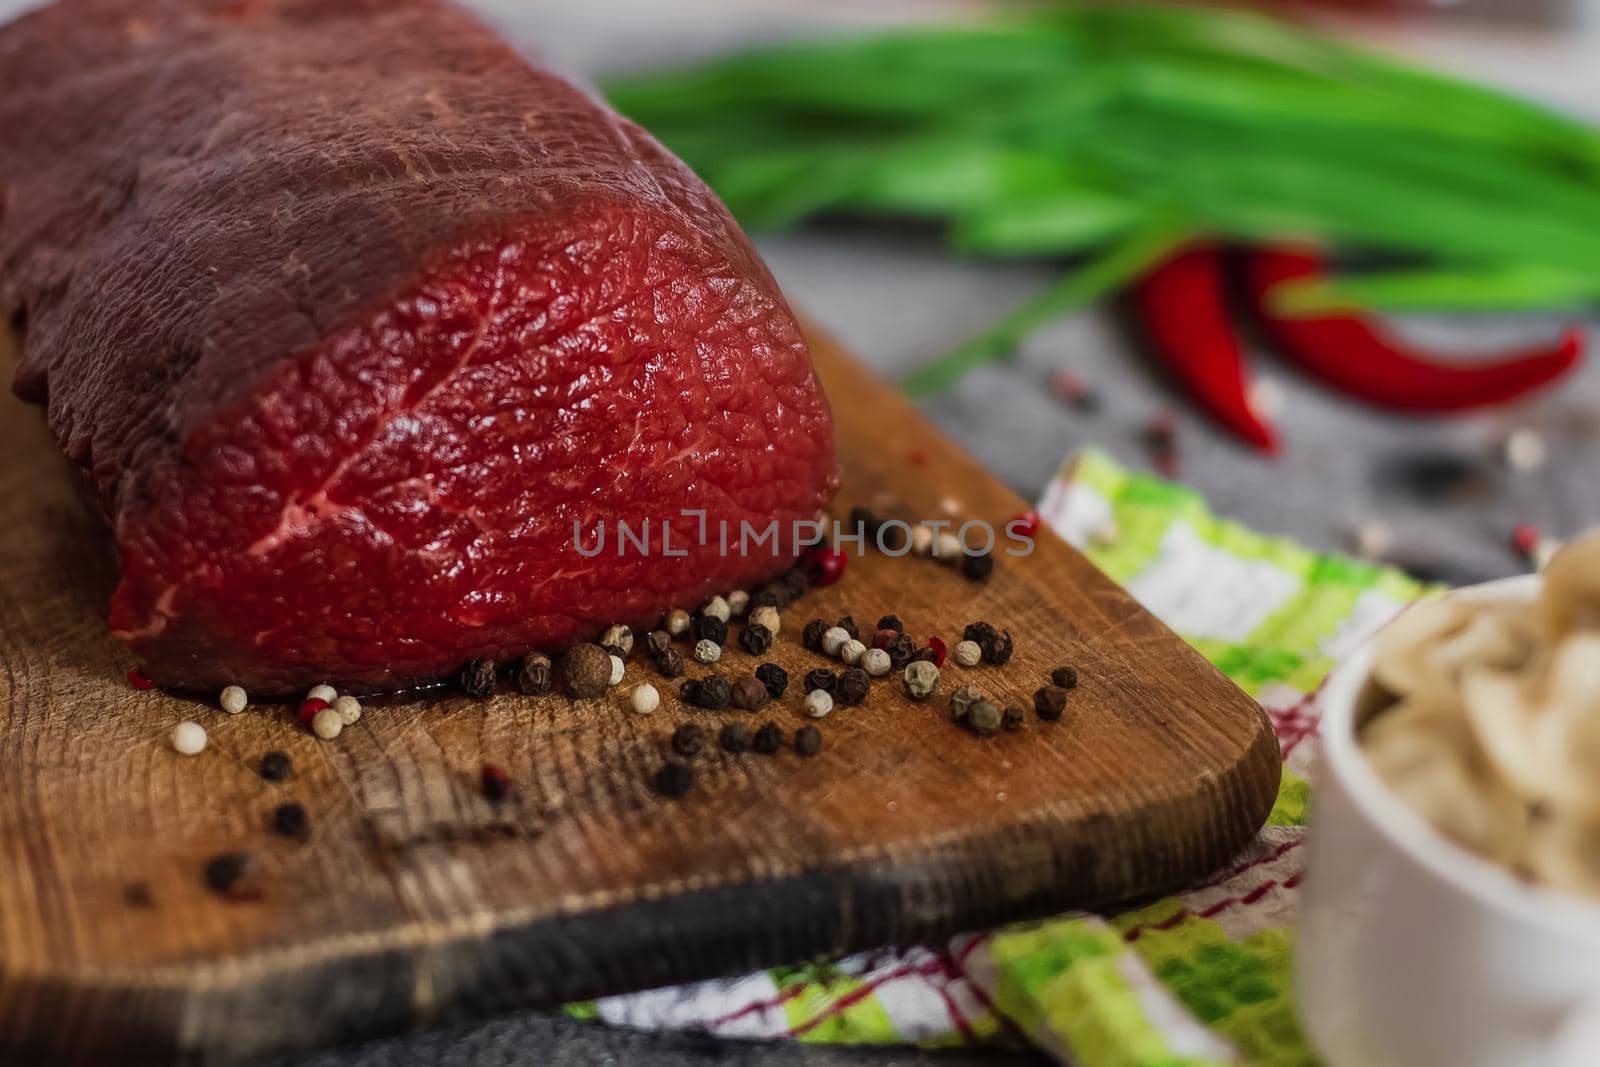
1298,574,1600,1067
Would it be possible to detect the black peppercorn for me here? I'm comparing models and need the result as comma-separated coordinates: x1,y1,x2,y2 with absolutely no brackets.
984,629,1014,666
847,506,879,539
836,615,860,640
1051,665,1079,690
911,647,939,665
517,652,552,696
679,678,702,706
1003,705,1026,731
122,882,153,909
720,722,752,753
699,675,732,711
750,589,781,610
459,657,497,700
760,580,795,609
802,619,828,652
563,643,613,698
961,552,995,582
753,722,785,754
258,751,293,782
795,726,823,757
877,614,903,634
879,522,910,553
835,667,870,706
645,630,673,658
885,633,917,671
803,668,838,695
481,764,511,801
1034,685,1069,722
693,615,728,646
782,566,810,599
740,622,773,656
654,761,693,797
732,674,772,711
755,662,788,699
654,647,686,678
672,723,707,757
600,643,627,660
271,802,309,840
203,852,252,893
963,621,999,649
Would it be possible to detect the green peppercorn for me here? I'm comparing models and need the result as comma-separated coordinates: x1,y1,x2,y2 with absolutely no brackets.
903,660,939,700
967,700,1003,736
948,685,982,723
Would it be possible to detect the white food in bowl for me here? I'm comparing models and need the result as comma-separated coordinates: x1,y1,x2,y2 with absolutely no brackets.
1298,561,1600,1067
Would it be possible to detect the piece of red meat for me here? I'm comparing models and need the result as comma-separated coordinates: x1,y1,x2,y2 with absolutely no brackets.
0,0,837,694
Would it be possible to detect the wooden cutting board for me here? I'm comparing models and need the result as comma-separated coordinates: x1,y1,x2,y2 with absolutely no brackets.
0,323,1279,1065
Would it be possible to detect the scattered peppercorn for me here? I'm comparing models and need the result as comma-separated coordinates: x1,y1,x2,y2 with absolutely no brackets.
665,608,692,636
840,639,867,666
259,751,292,781
296,698,327,729
903,660,939,700
758,581,794,610
879,522,910,553
924,636,948,668
480,764,511,801
600,643,627,661
693,638,723,665
967,700,1003,737
334,695,363,725
220,685,248,714
203,852,252,893
805,545,847,587
311,707,344,741
1003,705,1026,731
877,614,903,633
805,689,834,719
835,668,871,706
599,624,634,657
961,552,995,582
794,726,823,757
885,633,917,671
645,630,673,658
517,652,553,695
563,644,613,698
630,683,661,715
459,658,497,700
804,668,838,695
755,662,788,699
693,615,728,646
608,655,626,687
820,626,850,657
740,622,774,656
672,723,707,757
171,721,208,755
948,686,982,723
848,506,879,539
1034,686,1069,722
654,761,693,797
749,605,782,637
802,619,828,652
307,684,338,704
1051,666,1080,690
860,648,892,677
698,675,732,711
728,589,751,616
720,722,752,753
271,801,309,840
753,722,785,755
836,615,860,640
127,667,155,691
654,647,686,678
963,621,999,649
953,640,982,668
679,678,702,706
732,674,772,711
122,882,153,909
871,628,898,650
782,566,810,599
984,629,1015,666
749,589,781,610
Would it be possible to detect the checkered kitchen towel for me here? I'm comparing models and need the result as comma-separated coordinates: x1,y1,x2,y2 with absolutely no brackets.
570,449,1434,1064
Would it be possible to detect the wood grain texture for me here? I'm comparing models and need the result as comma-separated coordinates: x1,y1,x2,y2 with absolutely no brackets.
0,323,1279,1065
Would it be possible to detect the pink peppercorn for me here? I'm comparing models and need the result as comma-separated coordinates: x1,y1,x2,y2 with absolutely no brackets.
1009,509,1041,541
297,698,329,729
806,545,847,587
872,628,899,651
127,668,155,691
925,636,948,668
1512,523,1542,557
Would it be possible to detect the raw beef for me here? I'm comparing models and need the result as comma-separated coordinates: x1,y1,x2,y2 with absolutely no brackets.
0,0,837,693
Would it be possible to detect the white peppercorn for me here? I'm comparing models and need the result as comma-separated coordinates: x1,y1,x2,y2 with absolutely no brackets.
840,639,867,666
219,685,248,714
170,721,207,755
805,690,834,719
935,532,962,561
911,525,935,556
599,624,634,657
333,694,362,725
630,683,660,715
311,707,344,740
693,638,722,665
821,626,850,657
903,660,939,700
953,640,982,668
307,683,337,704
727,589,750,616
860,648,891,677
608,654,626,686
665,608,692,636
701,595,731,623
749,605,781,636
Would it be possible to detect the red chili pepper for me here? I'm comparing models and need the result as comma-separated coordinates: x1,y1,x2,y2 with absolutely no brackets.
1248,247,1584,412
924,636,948,668
1134,245,1279,454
